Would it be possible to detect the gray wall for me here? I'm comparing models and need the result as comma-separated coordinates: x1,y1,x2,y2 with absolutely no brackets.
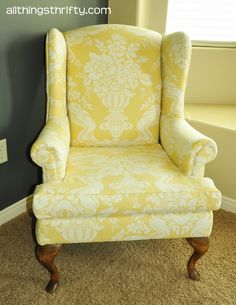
0,0,108,210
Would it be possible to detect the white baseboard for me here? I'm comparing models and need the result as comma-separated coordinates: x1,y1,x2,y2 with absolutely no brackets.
0,194,235,226
0,195,33,226
221,196,236,213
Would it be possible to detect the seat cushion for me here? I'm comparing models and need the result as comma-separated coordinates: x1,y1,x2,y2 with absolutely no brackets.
33,144,221,219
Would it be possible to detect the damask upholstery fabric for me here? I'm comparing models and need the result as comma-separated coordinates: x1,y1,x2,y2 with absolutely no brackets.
31,28,70,182
160,117,218,177
160,32,217,177
30,24,221,246
35,211,214,245
64,25,162,146
33,145,220,220
30,118,70,182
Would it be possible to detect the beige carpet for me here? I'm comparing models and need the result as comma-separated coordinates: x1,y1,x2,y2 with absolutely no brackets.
0,210,235,305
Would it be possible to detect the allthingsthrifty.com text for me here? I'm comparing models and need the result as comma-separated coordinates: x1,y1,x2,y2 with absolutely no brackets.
6,6,111,16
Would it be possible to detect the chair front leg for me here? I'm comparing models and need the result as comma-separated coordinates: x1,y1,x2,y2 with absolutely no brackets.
186,237,209,281
36,244,62,293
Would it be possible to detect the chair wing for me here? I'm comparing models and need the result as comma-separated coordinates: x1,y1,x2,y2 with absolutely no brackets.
160,32,217,177
31,29,70,182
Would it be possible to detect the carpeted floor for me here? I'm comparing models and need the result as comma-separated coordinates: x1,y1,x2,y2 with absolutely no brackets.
0,210,235,305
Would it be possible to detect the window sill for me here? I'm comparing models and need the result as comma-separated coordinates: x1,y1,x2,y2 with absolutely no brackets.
185,104,236,131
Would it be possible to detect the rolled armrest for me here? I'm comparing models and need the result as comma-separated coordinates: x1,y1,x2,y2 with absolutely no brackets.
31,117,70,182
160,115,217,177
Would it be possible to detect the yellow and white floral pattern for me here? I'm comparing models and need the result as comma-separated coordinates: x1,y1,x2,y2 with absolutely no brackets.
31,117,70,182
160,32,217,176
36,212,214,245
31,25,221,246
33,145,221,220
64,25,162,146
30,29,70,182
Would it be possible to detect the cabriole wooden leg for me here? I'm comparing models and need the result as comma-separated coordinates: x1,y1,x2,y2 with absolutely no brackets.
186,237,209,281
36,244,62,293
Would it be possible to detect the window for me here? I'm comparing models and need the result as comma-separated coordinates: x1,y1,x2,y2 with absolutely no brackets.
166,0,236,46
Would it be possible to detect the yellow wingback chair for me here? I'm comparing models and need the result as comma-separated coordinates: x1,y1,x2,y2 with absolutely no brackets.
31,24,221,293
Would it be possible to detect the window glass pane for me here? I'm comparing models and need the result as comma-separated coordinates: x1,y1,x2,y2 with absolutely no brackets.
166,0,236,42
